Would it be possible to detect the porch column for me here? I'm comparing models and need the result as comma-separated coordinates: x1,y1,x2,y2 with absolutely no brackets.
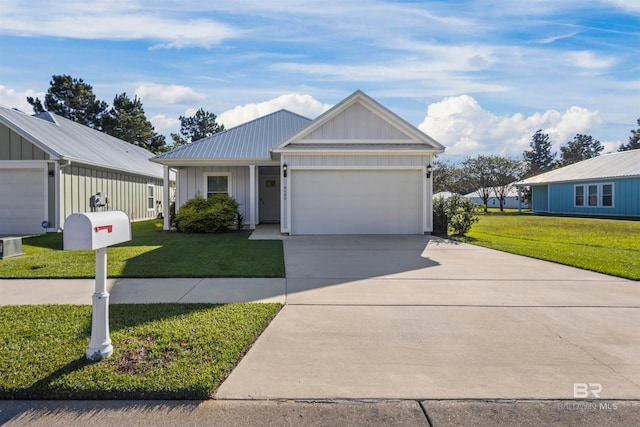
163,165,170,230
517,185,522,213
249,165,256,229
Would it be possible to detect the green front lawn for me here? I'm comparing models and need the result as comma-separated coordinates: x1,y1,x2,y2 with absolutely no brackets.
0,303,281,399
459,211,640,280
0,220,284,278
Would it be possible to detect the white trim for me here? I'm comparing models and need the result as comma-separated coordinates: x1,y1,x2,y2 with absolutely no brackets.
0,160,49,168
276,149,441,155
294,139,414,144
146,183,155,212
203,172,232,197
249,165,256,229
163,165,170,230
287,165,424,171
152,159,280,167
574,182,615,208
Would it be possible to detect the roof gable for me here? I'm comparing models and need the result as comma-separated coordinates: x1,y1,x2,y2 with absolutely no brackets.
0,105,164,179
274,90,445,152
517,150,640,185
153,109,311,163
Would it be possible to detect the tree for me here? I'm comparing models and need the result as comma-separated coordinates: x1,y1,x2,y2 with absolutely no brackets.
462,155,495,212
618,118,640,151
432,158,473,195
171,108,224,146
491,157,525,211
523,129,556,177
27,74,108,128
559,133,603,166
101,93,166,153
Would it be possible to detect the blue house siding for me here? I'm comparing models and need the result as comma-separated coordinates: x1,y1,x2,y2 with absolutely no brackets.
531,185,549,212
547,177,640,217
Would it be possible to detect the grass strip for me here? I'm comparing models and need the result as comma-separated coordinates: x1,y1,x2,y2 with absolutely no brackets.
457,212,640,280
0,220,285,278
0,303,281,399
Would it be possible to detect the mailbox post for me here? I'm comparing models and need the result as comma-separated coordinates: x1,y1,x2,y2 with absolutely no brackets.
64,211,131,361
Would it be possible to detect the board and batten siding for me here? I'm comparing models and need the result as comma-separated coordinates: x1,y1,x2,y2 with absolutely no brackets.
531,185,549,212
301,103,411,141
177,166,251,219
0,124,49,160
60,164,163,228
547,178,640,217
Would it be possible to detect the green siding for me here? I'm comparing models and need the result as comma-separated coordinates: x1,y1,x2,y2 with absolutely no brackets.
0,124,49,160
60,164,164,227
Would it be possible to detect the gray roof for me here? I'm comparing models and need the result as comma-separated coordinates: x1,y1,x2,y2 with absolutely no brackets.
153,109,311,162
0,106,164,179
516,150,640,185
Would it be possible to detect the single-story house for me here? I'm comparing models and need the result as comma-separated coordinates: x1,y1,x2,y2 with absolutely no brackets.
515,150,640,217
433,191,456,200
463,187,530,209
0,105,171,235
151,90,446,235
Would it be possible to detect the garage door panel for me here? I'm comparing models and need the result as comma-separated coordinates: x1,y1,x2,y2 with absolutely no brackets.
0,168,46,235
291,170,422,235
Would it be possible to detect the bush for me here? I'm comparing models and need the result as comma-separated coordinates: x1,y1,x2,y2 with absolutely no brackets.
432,194,479,236
174,194,240,233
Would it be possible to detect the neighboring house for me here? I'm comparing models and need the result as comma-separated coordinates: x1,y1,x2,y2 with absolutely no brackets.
463,187,530,209
152,90,446,235
432,191,456,199
0,106,170,235
515,150,640,217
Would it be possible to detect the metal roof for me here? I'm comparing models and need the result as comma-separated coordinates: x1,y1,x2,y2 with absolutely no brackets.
0,106,165,179
153,109,311,162
516,150,640,185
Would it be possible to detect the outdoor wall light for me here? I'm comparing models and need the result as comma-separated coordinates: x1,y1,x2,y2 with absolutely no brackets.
426,163,433,179
283,164,288,178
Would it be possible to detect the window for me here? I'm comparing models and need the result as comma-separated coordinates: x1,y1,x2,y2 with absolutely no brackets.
574,183,614,208
205,173,231,198
575,186,584,206
602,184,613,207
147,184,155,210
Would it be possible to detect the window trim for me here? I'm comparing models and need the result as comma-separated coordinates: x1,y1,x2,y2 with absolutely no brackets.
574,183,614,208
146,183,155,211
204,172,232,198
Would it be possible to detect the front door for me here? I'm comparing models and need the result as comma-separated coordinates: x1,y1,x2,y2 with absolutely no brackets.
260,176,280,223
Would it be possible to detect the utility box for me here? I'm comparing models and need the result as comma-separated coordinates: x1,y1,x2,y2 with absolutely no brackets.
64,211,131,250
0,237,25,259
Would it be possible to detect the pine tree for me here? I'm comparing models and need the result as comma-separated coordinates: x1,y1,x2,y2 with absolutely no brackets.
523,129,556,177
171,108,224,146
618,118,640,151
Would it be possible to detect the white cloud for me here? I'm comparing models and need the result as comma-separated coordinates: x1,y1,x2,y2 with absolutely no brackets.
565,51,616,70
0,86,44,112
135,83,207,104
419,95,601,159
149,114,180,134
218,93,332,128
0,3,238,49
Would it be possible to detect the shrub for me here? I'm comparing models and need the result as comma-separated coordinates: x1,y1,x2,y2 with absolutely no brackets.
432,196,448,235
432,194,479,236
174,194,240,233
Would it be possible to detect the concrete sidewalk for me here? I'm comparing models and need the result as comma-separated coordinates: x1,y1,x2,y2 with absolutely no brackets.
2,399,639,427
0,277,286,305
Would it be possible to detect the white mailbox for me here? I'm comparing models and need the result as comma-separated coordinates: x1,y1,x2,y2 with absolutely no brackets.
64,211,131,250
63,210,131,361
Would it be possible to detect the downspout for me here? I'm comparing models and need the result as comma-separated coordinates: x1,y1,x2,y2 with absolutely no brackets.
56,158,71,231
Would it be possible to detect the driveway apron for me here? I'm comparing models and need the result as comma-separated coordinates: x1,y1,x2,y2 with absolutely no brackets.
216,236,640,400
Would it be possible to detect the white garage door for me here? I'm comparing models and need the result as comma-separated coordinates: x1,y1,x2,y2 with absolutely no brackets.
0,168,46,235
290,169,423,234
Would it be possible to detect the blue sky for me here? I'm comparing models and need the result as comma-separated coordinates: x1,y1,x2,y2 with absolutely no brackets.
0,0,638,160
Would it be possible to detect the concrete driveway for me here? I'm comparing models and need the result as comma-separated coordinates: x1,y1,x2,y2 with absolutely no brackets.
216,235,640,400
